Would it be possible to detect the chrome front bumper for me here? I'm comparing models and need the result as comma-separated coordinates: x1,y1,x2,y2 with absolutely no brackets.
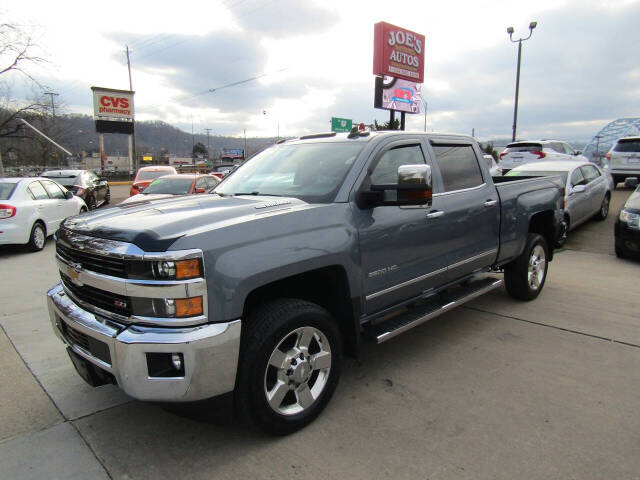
47,283,241,402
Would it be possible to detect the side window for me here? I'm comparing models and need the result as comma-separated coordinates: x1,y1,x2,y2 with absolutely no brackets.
581,165,600,183
432,144,484,192
41,180,65,199
563,143,575,155
195,177,208,190
550,142,565,153
570,169,586,187
370,144,426,185
28,181,50,200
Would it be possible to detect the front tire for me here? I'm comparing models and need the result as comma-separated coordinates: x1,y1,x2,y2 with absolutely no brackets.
235,299,342,435
104,188,110,205
505,233,549,301
594,193,610,220
26,222,46,252
555,216,569,248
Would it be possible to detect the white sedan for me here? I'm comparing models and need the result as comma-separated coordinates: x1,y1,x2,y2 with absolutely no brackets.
0,177,87,251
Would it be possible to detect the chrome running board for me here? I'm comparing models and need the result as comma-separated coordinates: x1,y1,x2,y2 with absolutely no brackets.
365,277,503,344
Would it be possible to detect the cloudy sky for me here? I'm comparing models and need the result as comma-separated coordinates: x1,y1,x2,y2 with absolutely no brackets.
3,0,639,142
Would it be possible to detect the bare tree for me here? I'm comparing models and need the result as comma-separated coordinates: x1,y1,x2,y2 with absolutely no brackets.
0,22,46,139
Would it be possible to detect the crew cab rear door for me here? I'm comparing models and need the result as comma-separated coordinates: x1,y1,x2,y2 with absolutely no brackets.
354,137,452,314
428,140,500,282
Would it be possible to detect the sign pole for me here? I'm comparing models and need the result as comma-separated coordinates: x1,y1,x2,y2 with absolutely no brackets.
401,112,406,131
99,133,105,176
390,110,395,130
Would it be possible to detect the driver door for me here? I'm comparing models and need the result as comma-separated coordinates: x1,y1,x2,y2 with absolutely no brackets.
354,139,451,314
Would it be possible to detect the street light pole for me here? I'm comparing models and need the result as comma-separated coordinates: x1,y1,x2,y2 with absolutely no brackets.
507,21,537,142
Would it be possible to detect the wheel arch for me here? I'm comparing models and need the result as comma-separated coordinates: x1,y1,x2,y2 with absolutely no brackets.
528,210,556,261
242,265,360,357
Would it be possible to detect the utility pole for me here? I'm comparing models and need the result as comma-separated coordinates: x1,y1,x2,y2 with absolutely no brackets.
244,129,247,162
422,100,428,132
204,128,211,160
44,92,59,118
125,45,136,176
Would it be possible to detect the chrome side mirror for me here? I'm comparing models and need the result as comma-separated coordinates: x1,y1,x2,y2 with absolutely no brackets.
570,184,586,195
398,164,432,189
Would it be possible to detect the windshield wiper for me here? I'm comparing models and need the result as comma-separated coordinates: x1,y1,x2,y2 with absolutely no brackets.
232,192,283,197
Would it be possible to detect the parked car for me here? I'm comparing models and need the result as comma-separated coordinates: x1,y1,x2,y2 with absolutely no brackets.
506,160,611,246
483,154,503,176
605,136,640,187
120,174,220,204
48,131,564,435
0,177,87,251
615,177,640,258
41,169,110,210
130,166,177,196
499,140,587,174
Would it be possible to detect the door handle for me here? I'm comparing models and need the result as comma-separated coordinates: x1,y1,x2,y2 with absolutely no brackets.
484,199,498,207
426,210,444,219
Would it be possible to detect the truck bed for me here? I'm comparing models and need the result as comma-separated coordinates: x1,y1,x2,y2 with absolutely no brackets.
493,174,564,265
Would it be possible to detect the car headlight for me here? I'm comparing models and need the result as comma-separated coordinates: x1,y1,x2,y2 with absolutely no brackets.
620,209,640,227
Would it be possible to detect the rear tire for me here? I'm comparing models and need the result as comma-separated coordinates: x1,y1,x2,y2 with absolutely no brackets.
26,222,46,252
235,299,342,435
104,188,110,205
615,245,626,259
594,193,610,220
505,233,549,301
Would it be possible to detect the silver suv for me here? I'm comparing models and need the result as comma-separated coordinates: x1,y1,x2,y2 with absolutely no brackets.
499,140,587,174
606,136,640,186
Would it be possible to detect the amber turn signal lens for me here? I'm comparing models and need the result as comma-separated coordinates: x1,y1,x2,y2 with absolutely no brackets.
175,259,202,279
175,296,203,317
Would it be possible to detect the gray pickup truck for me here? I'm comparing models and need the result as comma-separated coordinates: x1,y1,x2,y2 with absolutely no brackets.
47,131,564,434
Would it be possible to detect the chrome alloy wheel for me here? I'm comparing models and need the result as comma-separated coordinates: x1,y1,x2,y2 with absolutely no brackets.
601,196,610,218
528,245,546,290
33,225,45,249
264,326,332,416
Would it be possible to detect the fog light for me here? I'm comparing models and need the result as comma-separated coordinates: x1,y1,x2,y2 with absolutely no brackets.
171,353,182,370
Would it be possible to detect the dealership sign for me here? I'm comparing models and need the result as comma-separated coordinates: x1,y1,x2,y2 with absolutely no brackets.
373,22,425,83
375,76,422,114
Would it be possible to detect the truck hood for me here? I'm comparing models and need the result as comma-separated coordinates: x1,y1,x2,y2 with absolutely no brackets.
62,194,308,251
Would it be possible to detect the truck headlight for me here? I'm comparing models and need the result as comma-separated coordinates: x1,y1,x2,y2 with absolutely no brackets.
152,259,202,280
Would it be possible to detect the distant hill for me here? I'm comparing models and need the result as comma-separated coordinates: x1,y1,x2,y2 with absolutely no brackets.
59,115,277,158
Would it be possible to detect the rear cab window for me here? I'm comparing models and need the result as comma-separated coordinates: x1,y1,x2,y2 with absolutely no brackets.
431,144,484,192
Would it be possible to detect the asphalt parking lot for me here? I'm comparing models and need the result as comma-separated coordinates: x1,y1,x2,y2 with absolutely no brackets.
0,187,638,479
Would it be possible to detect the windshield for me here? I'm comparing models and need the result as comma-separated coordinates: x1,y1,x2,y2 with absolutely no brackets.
214,142,364,202
142,176,194,194
139,170,172,181
506,170,568,183
42,175,79,187
0,182,18,200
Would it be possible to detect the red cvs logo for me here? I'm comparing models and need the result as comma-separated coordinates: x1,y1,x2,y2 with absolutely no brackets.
100,96,130,109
